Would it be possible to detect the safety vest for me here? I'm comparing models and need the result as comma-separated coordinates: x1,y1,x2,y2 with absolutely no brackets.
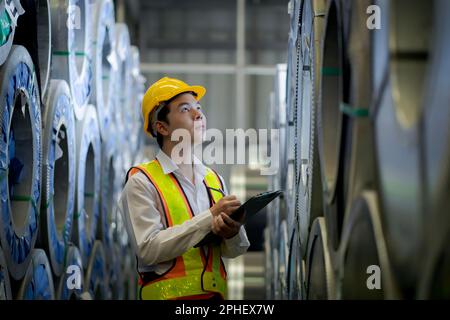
127,159,228,300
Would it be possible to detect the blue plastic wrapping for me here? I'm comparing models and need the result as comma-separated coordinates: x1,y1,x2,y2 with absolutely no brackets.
0,47,41,280
20,249,54,300
43,80,76,277
75,106,100,267
86,241,106,299
58,245,83,300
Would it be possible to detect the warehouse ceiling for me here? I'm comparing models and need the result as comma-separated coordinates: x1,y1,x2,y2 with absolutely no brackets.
118,0,290,54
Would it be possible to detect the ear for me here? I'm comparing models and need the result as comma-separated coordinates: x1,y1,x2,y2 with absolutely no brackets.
155,121,169,137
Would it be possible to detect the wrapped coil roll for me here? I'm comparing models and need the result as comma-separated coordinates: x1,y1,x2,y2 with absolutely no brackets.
113,23,132,136
73,105,101,268
0,0,24,66
0,45,41,280
40,79,76,277
16,249,55,300
305,217,336,300
56,245,84,300
91,0,116,140
337,191,399,299
14,0,51,99
288,226,305,300
50,0,93,119
417,0,450,299
372,0,434,295
296,0,326,256
84,240,107,299
316,0,347,252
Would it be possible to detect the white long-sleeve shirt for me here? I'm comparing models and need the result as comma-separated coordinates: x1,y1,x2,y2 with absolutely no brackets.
118,149,250,274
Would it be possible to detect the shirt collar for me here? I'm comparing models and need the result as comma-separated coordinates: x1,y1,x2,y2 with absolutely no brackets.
155,149,207,178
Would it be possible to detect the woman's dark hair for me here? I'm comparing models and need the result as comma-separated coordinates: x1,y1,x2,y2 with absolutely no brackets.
148,91,198,148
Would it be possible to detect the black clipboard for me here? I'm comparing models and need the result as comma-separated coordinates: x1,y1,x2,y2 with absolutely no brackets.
194,190,283,247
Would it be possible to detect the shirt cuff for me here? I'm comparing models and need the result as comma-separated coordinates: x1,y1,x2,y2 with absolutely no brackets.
223,226,249,247
194,209,213,231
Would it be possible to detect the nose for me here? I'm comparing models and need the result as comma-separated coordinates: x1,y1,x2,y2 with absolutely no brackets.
192,107,203,120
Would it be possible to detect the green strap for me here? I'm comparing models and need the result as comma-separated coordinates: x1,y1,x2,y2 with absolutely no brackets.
0,10,12,46
11,195,39,215
53,51,87,57
340,103,370,118
322,67,341,76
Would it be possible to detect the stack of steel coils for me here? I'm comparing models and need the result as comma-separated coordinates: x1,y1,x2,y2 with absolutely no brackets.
0,0,145,300
265,0,450,299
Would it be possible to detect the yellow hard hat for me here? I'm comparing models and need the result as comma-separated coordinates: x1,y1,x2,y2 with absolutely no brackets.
142,77,206,137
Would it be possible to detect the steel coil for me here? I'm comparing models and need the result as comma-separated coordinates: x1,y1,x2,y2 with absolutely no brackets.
316,0,347,252
56,245,84,300
342,0,376,211
0,248,11,299
372,0,434,295
73,105,101,268
16,249,55,300
50,0,93,120
91,0,116,140
296,0,326,256
286,0,301,125
40,79,76,277
99,134,116,262
287,226,305,300
128,45,141,156
417,0,450,299
337,190,399,299
0,45,41,280
113,23,132,136
84,240,107,299
14,0,51,100
0,0,24,66
305,217,336,299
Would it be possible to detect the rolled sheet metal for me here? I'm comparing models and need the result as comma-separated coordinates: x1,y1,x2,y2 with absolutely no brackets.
91,0,116,140
113,23,132,137
372,0,433,294
84,240,107,299
0,0,24,66
73,104,101,268
0,45,41,280
316,0,347,252
40,79,76,277
17,249,55,299
50,0,93,119
288,226,305,300
417,0,450,299
296,0,326,257
337,190,399,299
305,217,336,299
56,245,84,300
